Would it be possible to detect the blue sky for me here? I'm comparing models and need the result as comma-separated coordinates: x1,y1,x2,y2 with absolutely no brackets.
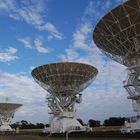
0,0,133,124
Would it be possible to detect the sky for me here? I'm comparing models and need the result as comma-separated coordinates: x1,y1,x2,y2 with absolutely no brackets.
0,0,133,124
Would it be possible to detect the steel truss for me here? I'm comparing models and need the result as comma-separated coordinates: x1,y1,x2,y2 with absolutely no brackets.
124,64,140,113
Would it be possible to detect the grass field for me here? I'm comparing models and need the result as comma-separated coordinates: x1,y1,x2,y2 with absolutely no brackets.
0,135,140,140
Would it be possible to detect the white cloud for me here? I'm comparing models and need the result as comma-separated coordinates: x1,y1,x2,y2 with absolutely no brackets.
0,47,18,62
18,37,32,48
0,71,45,103
0,0,15,11
73,22,92,51
39,22,63,40
0,0,63,40
84,0,122,23
18,36,51,54
47,35,54,41
59,48,79,61
34,38,49,53
84,1,102,19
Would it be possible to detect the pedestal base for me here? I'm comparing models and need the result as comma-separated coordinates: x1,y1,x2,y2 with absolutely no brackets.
44,112,87,133
0,124,14,132
51,117,83,133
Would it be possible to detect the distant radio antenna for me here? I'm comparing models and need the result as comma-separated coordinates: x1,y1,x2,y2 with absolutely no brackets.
0,103,22,132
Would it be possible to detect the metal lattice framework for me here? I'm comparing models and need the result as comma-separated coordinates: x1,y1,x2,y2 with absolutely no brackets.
93,0,140,112
0,103,22,131
32,62,98,133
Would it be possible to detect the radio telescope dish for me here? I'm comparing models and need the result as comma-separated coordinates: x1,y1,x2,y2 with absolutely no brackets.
0,103,22,132
32,62,98,133
93,0,140,132
93,0,140,67
32,62,98,95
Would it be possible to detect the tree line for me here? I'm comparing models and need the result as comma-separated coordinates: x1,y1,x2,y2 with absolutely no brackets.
11,120,49,129
77,117,125,127
11,117,126,129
